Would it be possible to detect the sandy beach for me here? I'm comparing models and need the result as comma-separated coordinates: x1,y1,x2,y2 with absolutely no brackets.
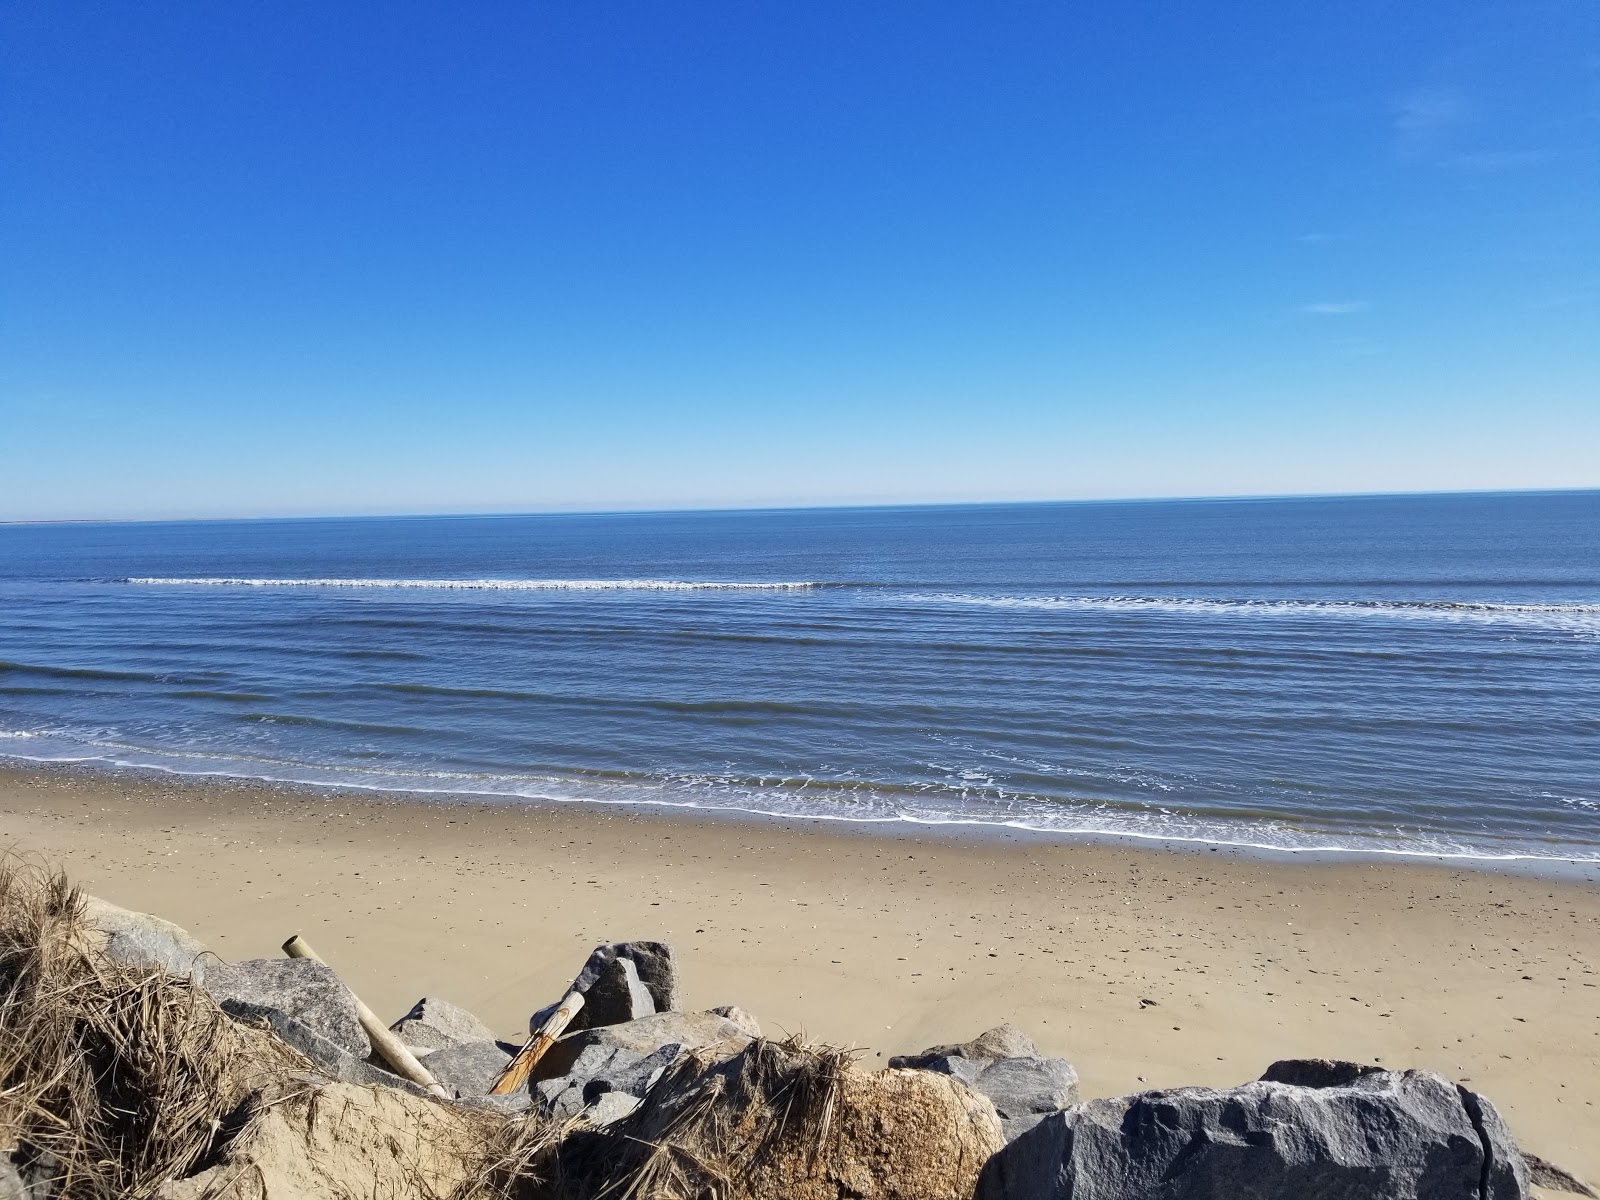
3,763,1597,1179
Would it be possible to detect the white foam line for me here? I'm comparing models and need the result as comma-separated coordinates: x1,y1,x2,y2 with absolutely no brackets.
125,577,818,591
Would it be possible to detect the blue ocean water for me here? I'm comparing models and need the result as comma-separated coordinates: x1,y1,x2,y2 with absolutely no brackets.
2,492,1597,862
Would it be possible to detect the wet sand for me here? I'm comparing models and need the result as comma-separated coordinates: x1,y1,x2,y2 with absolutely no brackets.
3,764,1597,1180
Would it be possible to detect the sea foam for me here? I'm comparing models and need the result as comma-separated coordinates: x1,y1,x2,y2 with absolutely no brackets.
125,577,818,591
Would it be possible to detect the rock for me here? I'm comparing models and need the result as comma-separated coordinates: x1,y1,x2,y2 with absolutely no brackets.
570,940,678,1018
535,1042,680,1119
975,1067,1532,1200
1525,1153,1598,1198
1260,1057,1385,1087
79,895,207,981
577,955,656,1028
889,1024,1077,1140
586,1090,642,1127
0,1150,56,1200
205,958,369,1059
890,1023,1037,1069
420,1039,515,1100
558,1038,1004,1200
154,1082,497,1200
223,1000,426,1097
709,1004,763,1037
529,1008,756,1120
389,996,499,1054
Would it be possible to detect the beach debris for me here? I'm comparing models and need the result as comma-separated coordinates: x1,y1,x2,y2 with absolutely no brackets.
551,1036,1004,1200
79,893,210,982
391,995,501,1054
281,933,450,1099
492,939,679,1096
974,1066,1532,1200
1524,1152,1599,1198
0,861,305,1199
529,1007,756,1119
890,1023,1079,1141
222,998,431,1095
492,987,586,1095
153,1081,501,1200
205,956,370,1058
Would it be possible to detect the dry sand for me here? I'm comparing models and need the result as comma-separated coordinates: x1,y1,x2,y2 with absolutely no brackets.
3,764,1597,1180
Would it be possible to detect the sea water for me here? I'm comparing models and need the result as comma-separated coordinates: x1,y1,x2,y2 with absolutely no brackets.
1,491,1596,862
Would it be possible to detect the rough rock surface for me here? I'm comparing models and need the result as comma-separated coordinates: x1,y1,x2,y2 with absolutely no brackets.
223,1001,426,1096
890,1022,1038,1069
535,1008,755,1075
891,1024,1077,1140
975,1068,1531,1200
390,995,499,1054
205,958,369,1059
79,895,208,981
577,954,656,1028
535,1042,680,1119
153,1083,496,1200
1260,1057,1386,1087
568,940,678,1020
561,1038,1004,1200
709,1004,763,1037
422,1038,516,1100
1524,1153,1598,1198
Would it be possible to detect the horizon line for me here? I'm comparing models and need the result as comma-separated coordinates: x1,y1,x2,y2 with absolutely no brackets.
2,485,1597,528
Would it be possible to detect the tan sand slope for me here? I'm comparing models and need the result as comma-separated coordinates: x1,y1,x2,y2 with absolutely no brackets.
2,765,1596,1181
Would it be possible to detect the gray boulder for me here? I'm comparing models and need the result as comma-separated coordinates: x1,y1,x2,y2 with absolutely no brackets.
708,1004,762,1038
223,1000,426,1097
421,1039,518,1100
890,1022,1038,1069
891,1024,1077,1140
1524,1153,1597,1198
206,958,369,1058
529,1009,755,1120
585,1090,642,1127
577,955,656,1028
390,996,499,1054
535,1042,680,1120
571,941,678,1017
975,1067,1531,1200
80,895,207,981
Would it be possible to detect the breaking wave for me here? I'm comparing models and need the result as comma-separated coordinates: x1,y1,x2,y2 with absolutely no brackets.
125,577,819,592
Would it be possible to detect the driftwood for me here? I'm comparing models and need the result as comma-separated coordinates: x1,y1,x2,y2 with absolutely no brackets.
281,933,450,1100
489,988,586,1095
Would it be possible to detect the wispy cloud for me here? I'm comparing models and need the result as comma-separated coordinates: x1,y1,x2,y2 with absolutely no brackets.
1299,301,1369,315
1443,149,1546,172
1297,232,1352,244
1393,86,1468,146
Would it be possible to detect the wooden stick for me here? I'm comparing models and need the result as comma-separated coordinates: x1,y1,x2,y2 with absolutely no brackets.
489,988,585,1095
282,934,451,1100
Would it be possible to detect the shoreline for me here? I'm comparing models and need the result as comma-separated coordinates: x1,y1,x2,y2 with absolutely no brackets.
4,753,1597,881
2,761,1598,1177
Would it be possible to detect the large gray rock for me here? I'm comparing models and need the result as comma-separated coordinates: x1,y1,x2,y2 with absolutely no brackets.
206,958,369,1058
890,1022,1038,1069
577,955,656,1028
975,1067,1531,1200
421,1039,519,1100
535,1042,681,1119
80,895,208,981
891,1024,1077,1141
529,1009,755,1120
570,941,678,1018
223,1000,425,1097
390,996,499,1054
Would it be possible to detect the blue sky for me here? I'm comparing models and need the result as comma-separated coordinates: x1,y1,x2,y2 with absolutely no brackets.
3,2,1597,520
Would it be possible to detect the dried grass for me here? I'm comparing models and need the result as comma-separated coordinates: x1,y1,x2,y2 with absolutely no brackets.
534,1037,855,1200
0,857,302,1199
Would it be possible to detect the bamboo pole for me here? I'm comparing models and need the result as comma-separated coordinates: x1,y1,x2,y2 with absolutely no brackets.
282,934,450,1100
489,988,585,1096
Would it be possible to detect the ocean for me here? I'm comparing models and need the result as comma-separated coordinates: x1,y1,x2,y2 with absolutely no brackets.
1,491,1596,863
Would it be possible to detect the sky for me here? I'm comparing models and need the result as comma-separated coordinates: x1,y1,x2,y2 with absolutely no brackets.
2,2,1597,521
